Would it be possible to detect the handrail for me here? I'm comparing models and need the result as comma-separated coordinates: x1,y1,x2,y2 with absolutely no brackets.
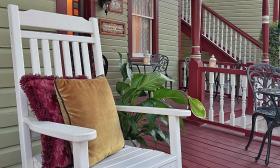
200,67,247,75
202,4,262,49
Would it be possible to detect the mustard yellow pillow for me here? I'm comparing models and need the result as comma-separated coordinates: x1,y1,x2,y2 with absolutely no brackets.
54,77,124,166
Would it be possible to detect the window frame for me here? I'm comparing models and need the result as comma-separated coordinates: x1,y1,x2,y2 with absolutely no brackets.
128,0,158,62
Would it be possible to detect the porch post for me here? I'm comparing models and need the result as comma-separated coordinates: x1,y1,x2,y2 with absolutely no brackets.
273,0,279,22
188,0,204,102
262,0,270,63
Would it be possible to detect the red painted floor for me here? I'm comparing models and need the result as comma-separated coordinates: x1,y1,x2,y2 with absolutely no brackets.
147,123,280,168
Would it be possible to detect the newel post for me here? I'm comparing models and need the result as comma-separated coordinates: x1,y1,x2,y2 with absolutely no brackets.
188,0,204,102
262,0,270,63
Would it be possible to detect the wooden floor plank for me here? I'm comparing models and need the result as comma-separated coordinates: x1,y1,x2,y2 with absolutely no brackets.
146,123,280,168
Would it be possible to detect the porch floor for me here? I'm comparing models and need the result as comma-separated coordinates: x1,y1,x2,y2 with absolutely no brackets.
147,123,280,168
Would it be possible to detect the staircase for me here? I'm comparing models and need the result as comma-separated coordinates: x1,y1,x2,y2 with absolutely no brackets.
181,0,263,63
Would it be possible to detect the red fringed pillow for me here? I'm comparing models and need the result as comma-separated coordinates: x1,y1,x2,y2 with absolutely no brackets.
20,74,86,168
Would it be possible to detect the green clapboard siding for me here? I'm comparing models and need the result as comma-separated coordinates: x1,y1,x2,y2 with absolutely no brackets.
0,0,56,167
159,0,179,87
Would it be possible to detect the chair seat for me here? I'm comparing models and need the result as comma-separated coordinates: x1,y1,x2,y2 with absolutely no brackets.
256,107,278,118
33,145,177,168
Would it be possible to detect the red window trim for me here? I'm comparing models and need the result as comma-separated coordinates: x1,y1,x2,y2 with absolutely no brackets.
128,0,159,62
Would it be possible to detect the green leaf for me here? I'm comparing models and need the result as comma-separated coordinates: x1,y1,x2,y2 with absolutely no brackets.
188,96,206,119
154,88,188,104
116,82,130,95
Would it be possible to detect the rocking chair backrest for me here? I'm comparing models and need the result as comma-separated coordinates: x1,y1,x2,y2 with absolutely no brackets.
8,4,103,166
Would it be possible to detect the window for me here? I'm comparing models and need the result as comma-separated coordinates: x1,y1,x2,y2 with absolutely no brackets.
131,0,154,57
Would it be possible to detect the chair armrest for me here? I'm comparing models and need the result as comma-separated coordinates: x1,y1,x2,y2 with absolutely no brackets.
24,117,96,142
116,105,191,117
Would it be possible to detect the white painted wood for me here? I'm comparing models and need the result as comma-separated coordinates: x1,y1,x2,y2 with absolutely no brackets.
219,73,225,124
20,9,93,33
188,0,191,24
81,42,92,79
73,142,90,168
169,116,182,168
8,4,34,168
213,16,216,42
24,117,96,142
225,25,228,53
72,42,82,76
208,13,211,38
230,74,236,126
183,62,187,87
221,22,224,49
182,0,185,20
21,30,95,43
204,10,207,35
62,41,73,77
52,40,63,77
239,35,242,62
249,42,252,62
41,39,52,75
230,28,233,55
254,45,257,62
226,65,231,95
217,19,220,44
234,31,237,59
29,39,41,74
90,18,104,76
209,72,214,121
116,105,191,117
244,39,247,63
241,75,247,129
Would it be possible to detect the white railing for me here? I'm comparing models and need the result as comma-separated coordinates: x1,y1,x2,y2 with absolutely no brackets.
181,0,263,63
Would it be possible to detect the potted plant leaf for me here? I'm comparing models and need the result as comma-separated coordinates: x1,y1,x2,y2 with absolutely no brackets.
116,52,206,146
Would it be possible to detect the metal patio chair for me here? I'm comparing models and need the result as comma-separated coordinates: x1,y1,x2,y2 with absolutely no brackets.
8,4,190,168
245,63,280,165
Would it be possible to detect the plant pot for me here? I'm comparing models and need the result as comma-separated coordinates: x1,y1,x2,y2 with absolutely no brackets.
125,140,140,147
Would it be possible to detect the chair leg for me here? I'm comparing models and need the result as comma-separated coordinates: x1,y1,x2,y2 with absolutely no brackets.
245,113,258,150
265,128,273,166
255,122,273,161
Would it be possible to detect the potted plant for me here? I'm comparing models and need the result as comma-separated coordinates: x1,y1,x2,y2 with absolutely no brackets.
116,52,206,146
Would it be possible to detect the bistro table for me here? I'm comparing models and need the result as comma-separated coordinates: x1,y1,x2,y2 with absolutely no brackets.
259,88,280,110
130,62,159,74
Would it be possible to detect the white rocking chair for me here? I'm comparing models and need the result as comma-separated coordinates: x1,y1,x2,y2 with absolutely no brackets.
8,4,191,168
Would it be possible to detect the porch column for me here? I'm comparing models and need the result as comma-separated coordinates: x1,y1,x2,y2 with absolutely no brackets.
262,0,270,63
188,0,204,102
273,0,279,22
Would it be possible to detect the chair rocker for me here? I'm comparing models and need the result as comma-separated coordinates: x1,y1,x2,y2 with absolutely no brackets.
8,4,190,168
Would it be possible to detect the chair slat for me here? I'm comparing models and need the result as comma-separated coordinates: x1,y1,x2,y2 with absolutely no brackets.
29,39,41,74
22,30,95,43
41,39,52,75
52,40,63,77
62,41,73,77
72,42,82,76
81,42,92,79
20,10,93,33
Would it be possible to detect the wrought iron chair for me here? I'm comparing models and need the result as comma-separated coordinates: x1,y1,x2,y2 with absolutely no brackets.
245,63,280,165
151,54,173,89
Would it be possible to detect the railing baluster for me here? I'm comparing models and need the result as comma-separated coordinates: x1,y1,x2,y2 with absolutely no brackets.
217,19,220,44
225,25,228,53
221,22,224,49
219,72,225,124
182,0,185,20
230,74,236,126
230,28,233,56
204,10,207,35
249,42,252,62
234,31,237,59
244,39,247,63
254,45,257,62
213,16,216,43
241,75,247,129
208,13,211,39
226,65,230,94
189,0,191,24
209,72,215,121
239,35,242,62
183,61,187,88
